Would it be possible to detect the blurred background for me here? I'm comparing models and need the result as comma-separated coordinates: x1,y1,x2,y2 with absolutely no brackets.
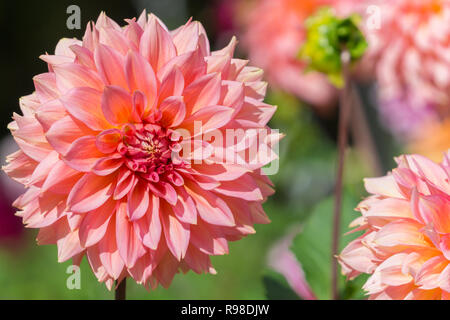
0,0,448,299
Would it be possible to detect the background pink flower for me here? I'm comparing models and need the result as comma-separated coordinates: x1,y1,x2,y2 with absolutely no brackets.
339,151,450,300
3,11,280,290
357,0,450,138
238,0,338,110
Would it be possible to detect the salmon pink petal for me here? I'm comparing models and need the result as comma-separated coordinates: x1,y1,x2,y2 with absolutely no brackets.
133,195,161,250
186,183,235,227
46,116,92,156
364,175,404,199
158,66,184,104
140,14,176,71
98,26,131,55
79,198,115,247
190,221,229,255
157,48,206,85
171,21,205,55
53,62,103,93
68,172,115,213
148,181,177,205
214,174,263,201
98,218,125,280
70,44,96,70
96,129,122,154
159,96,186,127
115,202,146,267
41,160,83,194
113,167,137,200
27,151,60,187
64,136,104,172
60,87,111,131
33,73,59,103
127,180,150,221
125,50,157,109
101,85,133,125
235,97,277,128
161,204,190,260
184,73,221,115
172,187,197,224
92,155,124,176
35,99,66,132
440,234,450,260
184,246,216,275
182,105,234,134
94,44,127,88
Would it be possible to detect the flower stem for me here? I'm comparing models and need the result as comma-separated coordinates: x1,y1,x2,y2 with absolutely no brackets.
331,51,352,300
115,278,126,300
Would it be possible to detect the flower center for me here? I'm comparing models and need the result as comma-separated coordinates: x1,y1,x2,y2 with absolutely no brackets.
119,124,173,175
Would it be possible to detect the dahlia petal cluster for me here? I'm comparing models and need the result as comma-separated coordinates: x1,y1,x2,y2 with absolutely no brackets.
3,12,279,289
359,0,450,137
339,151,450,299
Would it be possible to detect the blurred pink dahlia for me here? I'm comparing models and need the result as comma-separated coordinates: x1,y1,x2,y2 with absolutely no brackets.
239,0,338,110
360,0,450,136
339,152,450,300
3,11,280,290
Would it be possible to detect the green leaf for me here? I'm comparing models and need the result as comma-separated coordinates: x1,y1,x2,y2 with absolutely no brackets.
291,189,367,300
263,270,300,300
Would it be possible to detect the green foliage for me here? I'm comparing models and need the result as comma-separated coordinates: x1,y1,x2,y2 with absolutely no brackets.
291,189,368,300
263,270,300,300
299,8,368,87
266,91,336,213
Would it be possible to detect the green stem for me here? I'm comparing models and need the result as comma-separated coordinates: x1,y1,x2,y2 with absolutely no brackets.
331,51,352,300
115,278,126,300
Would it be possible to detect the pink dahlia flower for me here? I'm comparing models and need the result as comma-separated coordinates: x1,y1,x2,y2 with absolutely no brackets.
357,0,450,137
339,151,450,299
239,0,338,110
3,11,280,290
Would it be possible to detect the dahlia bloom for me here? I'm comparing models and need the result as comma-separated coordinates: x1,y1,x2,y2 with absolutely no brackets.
3,11,279,290
359,0,450,137
338,152,450,299
408,118,450,162
239,0,338,109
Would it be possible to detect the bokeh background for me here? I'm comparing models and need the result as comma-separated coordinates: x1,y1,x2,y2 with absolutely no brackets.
0,0,448,299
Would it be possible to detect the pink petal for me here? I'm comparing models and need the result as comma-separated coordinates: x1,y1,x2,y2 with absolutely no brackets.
184,73,221,115
125,50,157,110
68,172,116,213
98,218,125,280
94,44,128,88
79,198,115,247
115,201,146,267
60,87,111,131
92,155,124,176
101,85,133,125
186,182,235,227
41,160,83,194
96,129,122,154
159,96,186,127
127,180,150,221
161,203,190,260
158,66,184,104
140,13,176,71
53,62,103,93
64,135,105,172
46,115,93,156
133,195,162,250
113,167,137,200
